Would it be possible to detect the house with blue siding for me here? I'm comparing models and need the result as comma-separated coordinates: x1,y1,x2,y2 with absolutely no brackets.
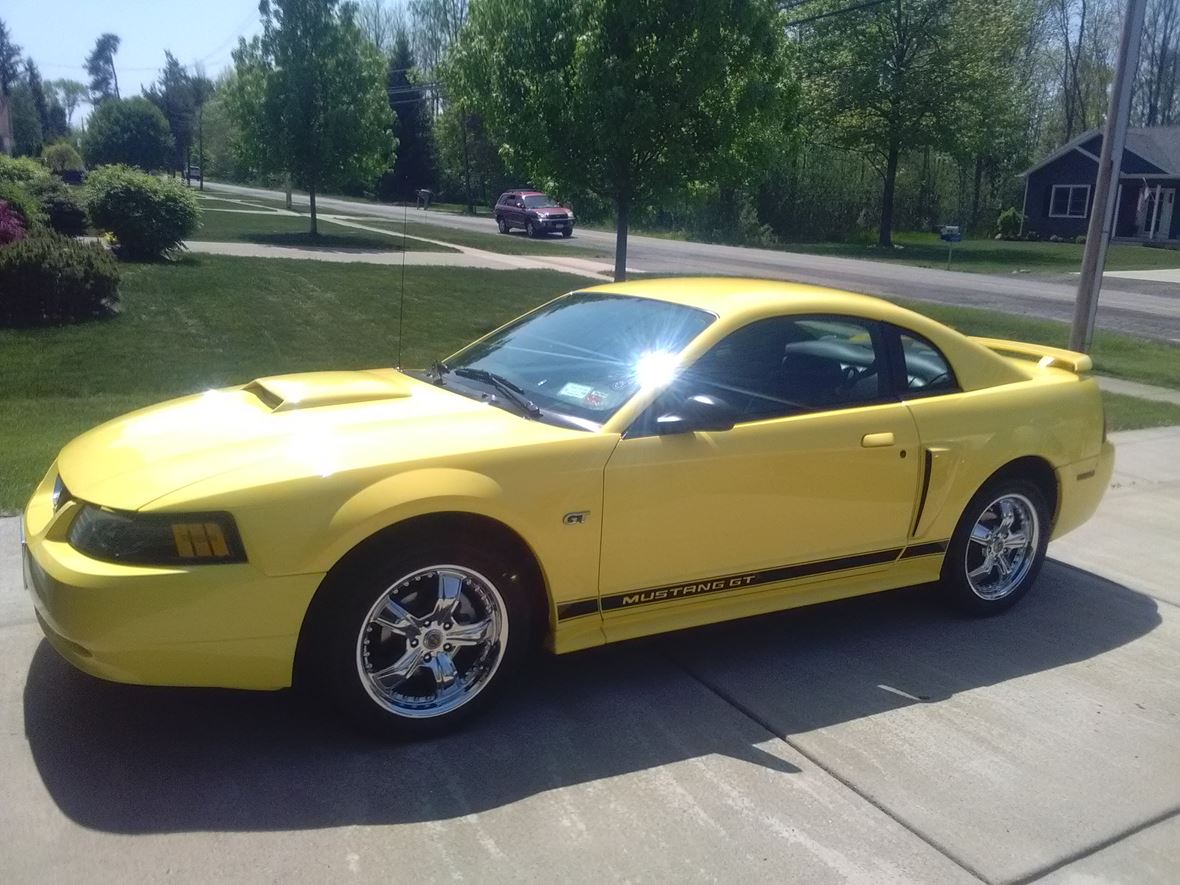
1020,126,1180,244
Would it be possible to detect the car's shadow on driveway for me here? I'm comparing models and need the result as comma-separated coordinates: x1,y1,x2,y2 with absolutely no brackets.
22,560,1160,834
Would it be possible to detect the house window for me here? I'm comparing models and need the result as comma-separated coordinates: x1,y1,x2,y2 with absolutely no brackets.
1049,184,1090,218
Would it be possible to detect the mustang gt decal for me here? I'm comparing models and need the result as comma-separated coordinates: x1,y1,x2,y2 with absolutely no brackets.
557,541,949,621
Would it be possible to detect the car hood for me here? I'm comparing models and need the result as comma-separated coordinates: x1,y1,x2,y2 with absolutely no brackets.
530,207,572,217
56,369,572,511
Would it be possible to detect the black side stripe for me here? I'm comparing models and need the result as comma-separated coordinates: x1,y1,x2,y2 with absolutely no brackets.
556,598,599,621
900,540,949,559
555,540,951,620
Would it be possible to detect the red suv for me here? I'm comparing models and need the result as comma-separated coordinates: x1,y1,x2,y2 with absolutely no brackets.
494,191,576,238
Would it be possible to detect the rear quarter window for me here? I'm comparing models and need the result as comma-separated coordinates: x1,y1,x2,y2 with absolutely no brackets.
895,329,958,396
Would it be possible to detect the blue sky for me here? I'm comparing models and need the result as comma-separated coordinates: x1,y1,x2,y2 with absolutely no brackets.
5,0,262,101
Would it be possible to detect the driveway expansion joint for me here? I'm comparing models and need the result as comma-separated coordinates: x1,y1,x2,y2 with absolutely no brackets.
666,650,993,885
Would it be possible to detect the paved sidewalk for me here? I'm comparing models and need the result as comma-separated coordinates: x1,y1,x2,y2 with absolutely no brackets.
1096,375,1180,406
1,428,1177,883
1104,267,1180,284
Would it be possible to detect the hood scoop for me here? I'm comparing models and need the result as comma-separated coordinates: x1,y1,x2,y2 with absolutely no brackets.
244,371,413,412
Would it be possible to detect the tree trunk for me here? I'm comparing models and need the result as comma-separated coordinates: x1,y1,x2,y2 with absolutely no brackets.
878,139,900,248
613,191,630,282
971,155,983,233
198,109,204,191
309,184,318,236
285,174,293,211
112,62,120,101
460,114,474,214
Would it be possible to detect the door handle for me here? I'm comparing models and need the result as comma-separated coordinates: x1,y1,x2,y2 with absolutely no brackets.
861,432,895,448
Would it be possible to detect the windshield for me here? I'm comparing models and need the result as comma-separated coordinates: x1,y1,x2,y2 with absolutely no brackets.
444,293,715,428
523,194,560,208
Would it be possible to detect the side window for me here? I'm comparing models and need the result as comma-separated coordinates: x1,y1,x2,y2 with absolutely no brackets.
895,329,958,396
670,315,887,424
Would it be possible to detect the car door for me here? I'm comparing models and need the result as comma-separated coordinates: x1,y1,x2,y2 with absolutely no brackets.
599,314,922,639
508,194,525,226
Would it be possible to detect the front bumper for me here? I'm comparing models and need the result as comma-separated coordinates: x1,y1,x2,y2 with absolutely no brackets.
22,467,322,690
534,216,574,232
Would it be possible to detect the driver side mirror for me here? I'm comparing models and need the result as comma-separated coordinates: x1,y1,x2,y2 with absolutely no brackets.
656,394,738,434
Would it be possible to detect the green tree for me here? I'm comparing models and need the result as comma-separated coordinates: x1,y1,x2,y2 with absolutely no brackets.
8,84,42,156
382,27,435,200
0,19,22,155
448,0,796,280
25,58,53,136
801,0,963,247
85,33,121,103
944,0,1037,232
189,69,215,185
42,140,83,173
145,52,195,172
226,0,394,234
51,79,89,129
82,96,173,170
0,19,19,95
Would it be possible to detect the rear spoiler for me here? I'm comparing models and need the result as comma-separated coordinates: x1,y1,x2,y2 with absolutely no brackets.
969,337,1093,374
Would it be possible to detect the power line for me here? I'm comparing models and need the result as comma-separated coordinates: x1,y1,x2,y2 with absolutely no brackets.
784,0,892,27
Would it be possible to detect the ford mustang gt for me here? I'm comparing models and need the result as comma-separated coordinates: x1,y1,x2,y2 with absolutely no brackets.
22,278,1113,737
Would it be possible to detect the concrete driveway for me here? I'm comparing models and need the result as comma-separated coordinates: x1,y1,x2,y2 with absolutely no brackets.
206,182,1180,343
2,429,1178,883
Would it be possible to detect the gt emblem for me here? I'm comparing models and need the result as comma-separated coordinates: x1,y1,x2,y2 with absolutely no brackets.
563,511,590,526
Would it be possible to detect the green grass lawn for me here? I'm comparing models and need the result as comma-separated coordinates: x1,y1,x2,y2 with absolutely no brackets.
0,256,587,511
351,217,612,257
776,233,1180,275
190,209,455,252
1102,392,1180,431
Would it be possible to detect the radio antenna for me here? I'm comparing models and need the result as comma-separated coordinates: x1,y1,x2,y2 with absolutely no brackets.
396,201,407,368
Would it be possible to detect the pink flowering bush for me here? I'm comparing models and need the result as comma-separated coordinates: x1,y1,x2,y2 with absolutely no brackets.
0,199,27,245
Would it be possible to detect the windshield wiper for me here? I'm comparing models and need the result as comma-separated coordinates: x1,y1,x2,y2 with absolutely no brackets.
429,360,450,384
452,367,542,418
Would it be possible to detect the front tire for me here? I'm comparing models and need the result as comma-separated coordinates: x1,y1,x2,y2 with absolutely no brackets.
561,228,573,238
526,220,539,238
310,540,538,738
941,476,1051,615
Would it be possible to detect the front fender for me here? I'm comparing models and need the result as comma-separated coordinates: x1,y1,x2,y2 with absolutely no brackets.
317,468,509,573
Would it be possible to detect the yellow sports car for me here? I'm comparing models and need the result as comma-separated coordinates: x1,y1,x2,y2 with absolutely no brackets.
22,278,1113,737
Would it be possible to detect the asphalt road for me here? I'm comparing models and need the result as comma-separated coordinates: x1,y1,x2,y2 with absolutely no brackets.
206,182,1180,343
2,427,1178,883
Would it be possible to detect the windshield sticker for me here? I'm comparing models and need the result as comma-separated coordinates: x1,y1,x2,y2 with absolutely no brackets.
558,382,593,400
584,390,607,408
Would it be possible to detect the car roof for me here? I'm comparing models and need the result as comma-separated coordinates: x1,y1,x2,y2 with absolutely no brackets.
583,277,903,321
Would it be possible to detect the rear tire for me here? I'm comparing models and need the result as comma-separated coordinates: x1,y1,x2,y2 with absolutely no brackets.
307,539,539,739
497,216,509,234
941,476,1051,615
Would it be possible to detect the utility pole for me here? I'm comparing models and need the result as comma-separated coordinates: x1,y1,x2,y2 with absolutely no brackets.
1070,0,1148,352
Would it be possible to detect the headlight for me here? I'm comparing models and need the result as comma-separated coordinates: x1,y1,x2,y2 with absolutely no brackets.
67,505,246,565
51,475,72,512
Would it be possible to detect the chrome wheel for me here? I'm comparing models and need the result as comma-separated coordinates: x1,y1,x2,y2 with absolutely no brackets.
355,565,508,719
964,493,1040,601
